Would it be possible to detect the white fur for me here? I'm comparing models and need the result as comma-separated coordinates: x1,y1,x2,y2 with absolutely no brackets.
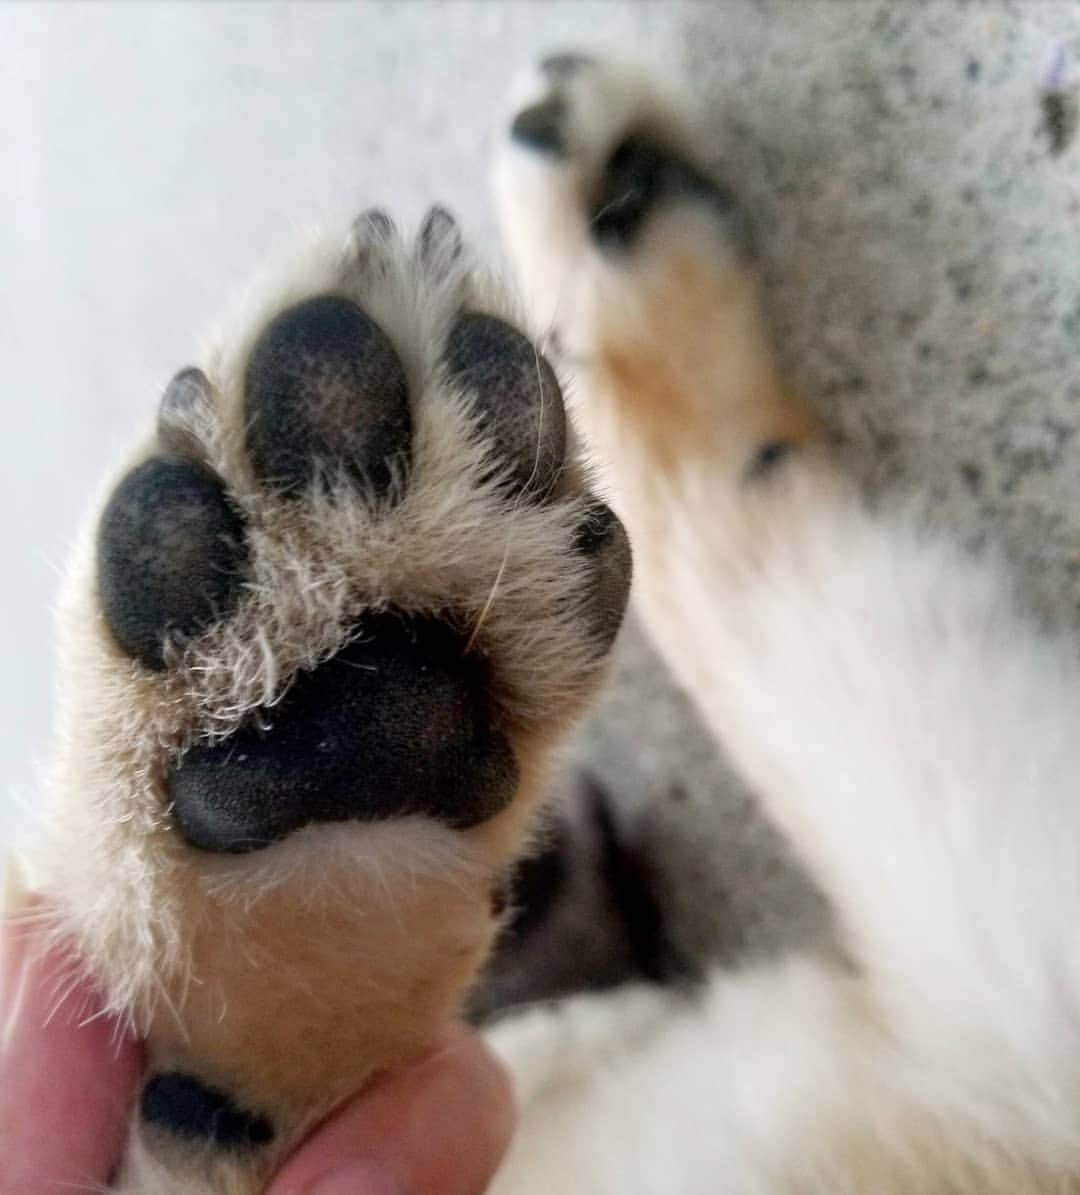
489,487,1080,1192
488,56,1080,1194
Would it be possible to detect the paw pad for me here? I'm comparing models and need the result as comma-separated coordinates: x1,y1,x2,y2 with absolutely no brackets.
141,1072,274,1151
92,212,629,858
445,312,566,498
245,295,411,498
573,502,632,653
96,456,248,670
167,614,517,853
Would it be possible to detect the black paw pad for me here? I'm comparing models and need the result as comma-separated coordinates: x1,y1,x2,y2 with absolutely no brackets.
167,614,518,853
574,502,632,654
444,313,566,499
510,95,568,157
97,457,249,670
245,296,411,499
141,1072,274,1151
591,136,749,254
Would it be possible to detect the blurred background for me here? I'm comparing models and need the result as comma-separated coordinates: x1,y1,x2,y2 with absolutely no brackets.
5,1,1080,967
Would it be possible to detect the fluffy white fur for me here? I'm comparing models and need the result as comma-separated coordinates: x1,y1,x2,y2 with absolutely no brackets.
487,56,1080,1194
488,489,1080,1192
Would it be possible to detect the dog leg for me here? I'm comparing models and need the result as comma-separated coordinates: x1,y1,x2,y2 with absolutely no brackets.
497,55,1080,1167
31,209,631,1192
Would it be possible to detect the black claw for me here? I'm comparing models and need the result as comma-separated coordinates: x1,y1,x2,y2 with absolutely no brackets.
167,614,519,853
141,1072,274,1152
417,205,462,276
574,502,632,655
444,313,566,499
540,52,595,80
510,95,568,157
591,136,752,254
245,296,411,499
157,367,212,458
97,456,248,670
353,207,396,243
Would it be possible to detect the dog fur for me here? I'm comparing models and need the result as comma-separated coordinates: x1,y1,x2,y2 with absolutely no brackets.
487,57,1080,1194
20,53,1080,1192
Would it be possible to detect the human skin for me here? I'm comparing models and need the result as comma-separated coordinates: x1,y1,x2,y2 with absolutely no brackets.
0,902,514,1195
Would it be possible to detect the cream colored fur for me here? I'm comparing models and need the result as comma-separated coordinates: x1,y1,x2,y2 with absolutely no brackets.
485,57,1080,1194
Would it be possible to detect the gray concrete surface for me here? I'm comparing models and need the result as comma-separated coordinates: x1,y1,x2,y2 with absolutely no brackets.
5,2,1080,968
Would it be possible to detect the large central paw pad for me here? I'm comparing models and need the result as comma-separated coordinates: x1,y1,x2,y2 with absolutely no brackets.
92,209,630,855
168,615,516,852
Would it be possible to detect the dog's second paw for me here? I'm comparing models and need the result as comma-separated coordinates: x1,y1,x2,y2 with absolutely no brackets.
41,208,630,1192
494,55,753,357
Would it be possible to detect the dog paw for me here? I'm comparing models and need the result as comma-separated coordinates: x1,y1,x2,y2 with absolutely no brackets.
494,55,753,360
494,53,817,511
40,208,630,1192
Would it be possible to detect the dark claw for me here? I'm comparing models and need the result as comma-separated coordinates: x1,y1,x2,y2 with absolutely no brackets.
157,367,213,459
417,205,463,276
510,95,568,157
352,208,396,243
540,52,596,81
97,456,248,670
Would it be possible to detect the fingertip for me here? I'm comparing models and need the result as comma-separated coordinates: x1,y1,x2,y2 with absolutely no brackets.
0,901,143,1192
269,1025,515,1195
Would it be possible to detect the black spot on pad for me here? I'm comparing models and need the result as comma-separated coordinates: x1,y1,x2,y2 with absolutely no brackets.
445,313,566,499
97,456,248,670
245,295,411,498
591,136,751,254
167,614,518,853
141,1072,274,1151
745,440,795,482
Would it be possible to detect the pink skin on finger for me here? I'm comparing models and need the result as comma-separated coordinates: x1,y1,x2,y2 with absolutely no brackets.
0,909,144,1194
268,1024,516,1195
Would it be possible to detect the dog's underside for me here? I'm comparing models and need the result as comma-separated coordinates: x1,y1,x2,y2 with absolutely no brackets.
15,55,1080,1193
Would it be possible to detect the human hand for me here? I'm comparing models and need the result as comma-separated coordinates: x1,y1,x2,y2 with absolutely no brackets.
0,893,514,1195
